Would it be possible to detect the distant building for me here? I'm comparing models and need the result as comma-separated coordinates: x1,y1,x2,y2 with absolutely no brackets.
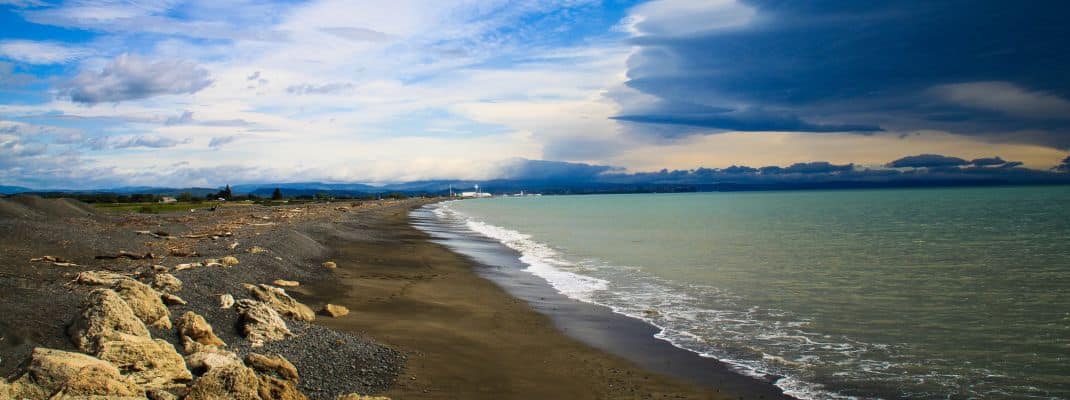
459,191,492,198
159,196,177,203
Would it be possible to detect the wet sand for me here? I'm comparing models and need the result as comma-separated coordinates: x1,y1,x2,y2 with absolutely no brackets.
296,201,791,399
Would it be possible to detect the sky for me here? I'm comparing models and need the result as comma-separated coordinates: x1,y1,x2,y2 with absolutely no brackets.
1,0,1069,189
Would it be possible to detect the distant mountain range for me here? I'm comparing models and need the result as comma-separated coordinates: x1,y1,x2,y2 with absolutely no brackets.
4,157,1069,197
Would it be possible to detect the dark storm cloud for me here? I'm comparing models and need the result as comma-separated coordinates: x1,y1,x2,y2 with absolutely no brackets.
617,1,1070,146
887,154,968,168
497,158,620,181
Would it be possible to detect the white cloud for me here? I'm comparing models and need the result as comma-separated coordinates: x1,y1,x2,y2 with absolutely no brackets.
0,40,87,64
931,81,1070,119
625,0,755,37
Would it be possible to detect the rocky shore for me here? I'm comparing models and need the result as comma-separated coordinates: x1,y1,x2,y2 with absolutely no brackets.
0,195,415,399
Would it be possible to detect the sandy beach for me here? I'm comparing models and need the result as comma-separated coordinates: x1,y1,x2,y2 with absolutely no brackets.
0,195,786,399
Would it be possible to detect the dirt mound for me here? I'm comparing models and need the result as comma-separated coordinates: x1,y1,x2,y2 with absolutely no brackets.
3,195,96,219
0,197,37,218
261,229,329,262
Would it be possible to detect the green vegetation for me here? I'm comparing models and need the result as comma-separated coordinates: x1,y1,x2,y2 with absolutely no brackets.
93,201,211,213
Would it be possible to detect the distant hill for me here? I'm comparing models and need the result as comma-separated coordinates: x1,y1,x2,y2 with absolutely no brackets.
0,185,31,195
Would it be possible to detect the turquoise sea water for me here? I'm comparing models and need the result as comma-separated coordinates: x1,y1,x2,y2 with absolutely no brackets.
436,186,1070,399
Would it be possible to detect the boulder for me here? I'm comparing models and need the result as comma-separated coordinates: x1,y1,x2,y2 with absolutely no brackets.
322,261,337,269
69,289,150,354
235,300,292,347
244,353,298,381
257,375,308,400
184,364,261,400
113,279,172,330
272,279,299,287
185,348,242,375
219,294,235,309
152,274,182,294
322,304,349,318
26,347,144,398
176,311,226,352
243,284,315,322
96,338,192,389
220,256,240,266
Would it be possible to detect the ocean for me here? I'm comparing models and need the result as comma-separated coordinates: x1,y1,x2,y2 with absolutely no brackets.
423,187,1070,399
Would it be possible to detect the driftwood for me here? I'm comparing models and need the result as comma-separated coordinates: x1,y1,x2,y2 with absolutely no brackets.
180,232,233,239
95,251,156,260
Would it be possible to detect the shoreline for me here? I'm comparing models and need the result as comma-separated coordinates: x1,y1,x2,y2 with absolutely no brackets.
296,199,792,399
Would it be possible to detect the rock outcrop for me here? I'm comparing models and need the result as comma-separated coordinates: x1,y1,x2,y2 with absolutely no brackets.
185,347,242,375
114,278,172,330
96,338,191,389
26,347,145,399
243,283,315,322
69,289,151,354
73,270,131,286
235,299,292,347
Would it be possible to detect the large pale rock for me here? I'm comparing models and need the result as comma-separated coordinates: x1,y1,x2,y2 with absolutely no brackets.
322,304,349,318
245,353,298,381
69,289,150,354
184,364,261,400
235,299,292,347
152,274,182,294
322,261,337,269
258,375,308,400
220,256,240,266
176,311,226,352
146,388,179,400
185,348,242,375
96,338,192,389
113,279,172,329
73,270,131,286
26,348,144,398
161,293,187,306
243,284,315,322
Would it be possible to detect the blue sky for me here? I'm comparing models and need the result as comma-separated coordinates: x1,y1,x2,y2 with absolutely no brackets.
1,0,1068,189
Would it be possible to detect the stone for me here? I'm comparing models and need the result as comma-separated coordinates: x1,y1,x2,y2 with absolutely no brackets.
113,278,172,330
151,265,169,273
176,311,225,352
161,293,187,306
336,395,391,400
73,270,131,286
258,375,308,400
219,294,235,309
184,364,260,400
247,246,267,254
220,256,239,266
69,289,150,354
26,347,144,398
272,279,299,287
322,261,337,269
244,353,298,381
96,338,192,389
243,284,315,322
152,274,182,294
235,300,292,347
322,304,349,318
185,348,242,375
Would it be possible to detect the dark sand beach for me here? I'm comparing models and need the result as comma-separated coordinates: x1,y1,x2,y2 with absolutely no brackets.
0,195,789,399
